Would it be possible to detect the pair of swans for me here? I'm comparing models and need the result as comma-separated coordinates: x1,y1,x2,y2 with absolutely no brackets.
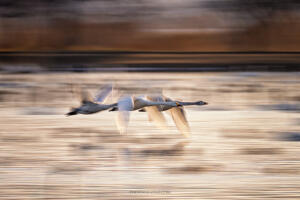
66,84,207,137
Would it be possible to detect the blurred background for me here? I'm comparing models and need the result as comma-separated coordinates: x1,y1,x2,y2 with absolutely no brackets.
1,0,300,52
1,1,300,199
1,0,300,71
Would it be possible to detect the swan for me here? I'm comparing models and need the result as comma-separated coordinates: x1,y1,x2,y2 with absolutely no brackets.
113,95,182,134
140,95,207,137
66,84,117,116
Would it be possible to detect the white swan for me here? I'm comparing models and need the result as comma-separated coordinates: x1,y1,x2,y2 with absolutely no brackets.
140,95,207,137
66,84,117,116
114,95,182,134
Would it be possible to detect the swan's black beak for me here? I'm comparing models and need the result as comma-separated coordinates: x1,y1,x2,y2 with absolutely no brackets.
109,107,118,112
66,108,78,116
197,101,208,106
66,111,77,116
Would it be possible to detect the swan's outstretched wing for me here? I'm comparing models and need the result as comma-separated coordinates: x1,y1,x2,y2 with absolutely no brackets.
139,95,167,130
116,111,130,134
146,95,165,102
169,106,190,137
94,84,113,103
72,85,93,103
144,106,168,130
116,96,134,134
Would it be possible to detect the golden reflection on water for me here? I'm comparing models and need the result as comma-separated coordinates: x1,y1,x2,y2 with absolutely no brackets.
0,72,300,199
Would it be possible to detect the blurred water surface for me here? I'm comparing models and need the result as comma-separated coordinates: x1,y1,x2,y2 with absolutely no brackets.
0,72,300,199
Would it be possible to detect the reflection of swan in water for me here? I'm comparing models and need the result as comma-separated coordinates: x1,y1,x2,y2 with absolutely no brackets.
139,95,207,137
66,84,116,116
112,95,182,134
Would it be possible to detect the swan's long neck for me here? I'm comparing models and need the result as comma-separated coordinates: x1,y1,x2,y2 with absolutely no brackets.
146,101,171,107
177,101,199,106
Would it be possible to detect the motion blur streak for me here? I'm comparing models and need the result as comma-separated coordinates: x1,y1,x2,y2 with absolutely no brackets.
1,0,300,199
1,72,300,199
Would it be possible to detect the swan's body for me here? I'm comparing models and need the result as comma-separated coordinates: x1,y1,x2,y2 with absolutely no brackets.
66,84,116,116
115,96,181,134
118,96,180,111
141,95,207,137
143,95,207,111
68,101,117,115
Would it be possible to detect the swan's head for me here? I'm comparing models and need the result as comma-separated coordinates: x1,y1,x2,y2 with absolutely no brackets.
66,107,79,116
196,101,208,106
